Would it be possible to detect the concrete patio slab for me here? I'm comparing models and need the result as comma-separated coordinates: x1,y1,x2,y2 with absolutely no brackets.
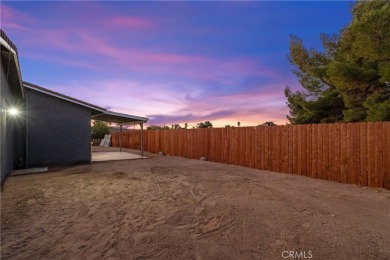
92,152,146,162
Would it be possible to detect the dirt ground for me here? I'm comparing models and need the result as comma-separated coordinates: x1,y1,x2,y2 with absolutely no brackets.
1,147,390,260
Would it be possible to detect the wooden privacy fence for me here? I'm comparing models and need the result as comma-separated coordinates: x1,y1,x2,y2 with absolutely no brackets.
111,122,390,189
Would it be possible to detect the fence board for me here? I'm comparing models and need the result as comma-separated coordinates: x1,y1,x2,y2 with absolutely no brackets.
352,124,360,185
383,123,390,189
281,126,289,174
234,127,240,165
222,128,229,164
250,127,256,168
310,125,317,179
367,123,376,187
182,130,187,158
375,122,383,188
275,126,282,173
239,128,246,167
264,127,270,170
230,127,235,164
340,124,348,183
301,125,307,176
305,125,312,177
296,125,302,175
186,130,192,159
159,130,165,154
259,127,265,169
206,129,211,160
292,125,299,175
286,126,292,174
170,130,176,156
214,128,220,162
333,124,341,183
346,124,355,184
209,128,215,162
219,128,224,162
155,131,160,154
197,129,203,159
166,130,171,155
268,126,277,171
254,127,261,169
328,124,335,181
323,124,330,181
359,123,368,186
317,125,324,180
269,126,276,172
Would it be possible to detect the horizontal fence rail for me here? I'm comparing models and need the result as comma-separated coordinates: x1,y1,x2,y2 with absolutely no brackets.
112,122,390,189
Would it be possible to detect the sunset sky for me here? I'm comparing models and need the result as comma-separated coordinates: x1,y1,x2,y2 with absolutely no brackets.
1,1,352,127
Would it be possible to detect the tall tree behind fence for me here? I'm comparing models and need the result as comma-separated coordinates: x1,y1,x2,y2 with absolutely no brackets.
112,122,390,189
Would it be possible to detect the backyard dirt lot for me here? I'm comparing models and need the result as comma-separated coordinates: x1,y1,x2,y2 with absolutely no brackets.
1,148,390,260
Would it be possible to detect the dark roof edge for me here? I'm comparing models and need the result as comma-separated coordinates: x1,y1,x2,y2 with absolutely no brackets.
0,29,18,54
23,81,106,112
1,29,24,98
104,110,148,122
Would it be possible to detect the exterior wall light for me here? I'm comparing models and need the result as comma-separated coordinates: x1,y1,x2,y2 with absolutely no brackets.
8,107,20,116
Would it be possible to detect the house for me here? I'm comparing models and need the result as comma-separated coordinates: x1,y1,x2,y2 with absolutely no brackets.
0,30,148,185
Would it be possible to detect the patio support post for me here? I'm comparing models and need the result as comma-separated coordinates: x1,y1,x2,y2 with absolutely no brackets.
119,124,122,152
140,122,144,157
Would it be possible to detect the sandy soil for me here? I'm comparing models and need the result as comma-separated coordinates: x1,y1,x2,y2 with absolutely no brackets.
1,147,390,260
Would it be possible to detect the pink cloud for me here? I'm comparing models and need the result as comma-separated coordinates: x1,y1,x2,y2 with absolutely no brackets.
106,17,153,29
141,80,289,127
0,5,31,30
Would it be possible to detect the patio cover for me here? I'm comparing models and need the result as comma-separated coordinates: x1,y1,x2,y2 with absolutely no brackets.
92,110,147,125
92,111,148,157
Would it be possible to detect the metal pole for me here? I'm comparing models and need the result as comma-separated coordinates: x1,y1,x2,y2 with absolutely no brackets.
119,124,122,152
140,123,144,157
25,93,29,167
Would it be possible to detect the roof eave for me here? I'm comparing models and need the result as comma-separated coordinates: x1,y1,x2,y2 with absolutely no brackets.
23,82,106,112
91,111,148,125
1,36,24,99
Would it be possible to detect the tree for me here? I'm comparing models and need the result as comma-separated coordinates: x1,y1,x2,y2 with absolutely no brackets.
260,121,277,126
172,124,181,129
284,35,345,124
184,123,188,129
327,0,390,121
285,0,390,123
237,121,241,127
91,120,110,138
196,121,213,128
146,125,170,130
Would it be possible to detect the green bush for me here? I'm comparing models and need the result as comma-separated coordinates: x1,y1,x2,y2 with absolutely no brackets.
91,121,110,138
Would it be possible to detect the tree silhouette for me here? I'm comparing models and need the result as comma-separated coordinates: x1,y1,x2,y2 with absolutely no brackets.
260,122,276,126
197,121,213,128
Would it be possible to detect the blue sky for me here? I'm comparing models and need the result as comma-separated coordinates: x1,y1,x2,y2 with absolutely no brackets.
1,1,352,127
